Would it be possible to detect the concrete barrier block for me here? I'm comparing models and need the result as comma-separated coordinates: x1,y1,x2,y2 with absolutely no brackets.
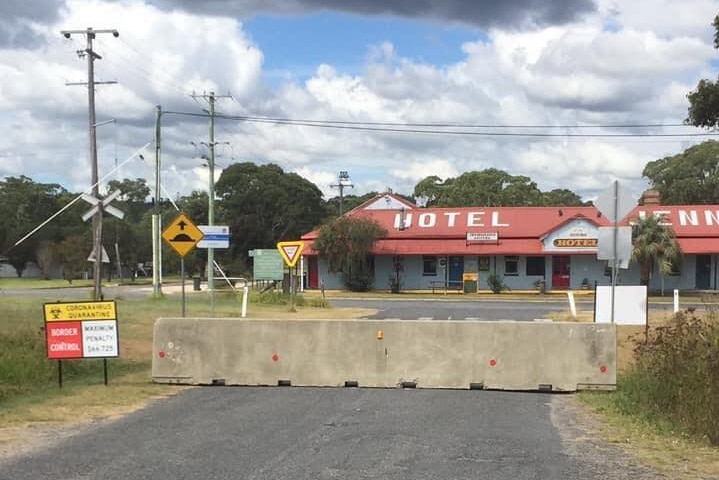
152,319,616,392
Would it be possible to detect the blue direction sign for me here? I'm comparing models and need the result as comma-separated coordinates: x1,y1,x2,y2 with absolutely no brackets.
198,225,230,249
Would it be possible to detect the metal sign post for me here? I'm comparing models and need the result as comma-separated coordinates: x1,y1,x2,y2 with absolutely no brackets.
277,241,305,313
162,213,204,317
595,180,635,324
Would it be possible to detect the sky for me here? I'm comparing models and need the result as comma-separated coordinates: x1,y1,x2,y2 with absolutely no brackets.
1,0,718,204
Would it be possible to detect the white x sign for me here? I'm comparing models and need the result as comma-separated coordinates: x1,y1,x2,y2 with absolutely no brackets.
81,190,125,222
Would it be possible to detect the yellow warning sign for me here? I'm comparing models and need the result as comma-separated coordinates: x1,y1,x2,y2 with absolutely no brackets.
277,241,305,268
43,301,117,322
162,213,204,257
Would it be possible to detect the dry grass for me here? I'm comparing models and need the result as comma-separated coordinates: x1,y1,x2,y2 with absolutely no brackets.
0,290,376,459
578,394,719,479
579,308,719,479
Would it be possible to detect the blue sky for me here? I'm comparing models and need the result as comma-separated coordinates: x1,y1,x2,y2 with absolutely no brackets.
0,0,718,202
244,12,482,83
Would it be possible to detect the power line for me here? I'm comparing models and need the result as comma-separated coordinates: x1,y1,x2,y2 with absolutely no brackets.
215,115,693,129
161,111,718,138
95,37,193,97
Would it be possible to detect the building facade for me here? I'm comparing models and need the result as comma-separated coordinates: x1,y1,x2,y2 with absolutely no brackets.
301,193,719,292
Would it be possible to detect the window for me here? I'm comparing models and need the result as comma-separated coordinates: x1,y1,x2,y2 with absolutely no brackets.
667,258,681,276
504,256,519,276
478,256,490,271
526,256,545,276
423,256,437,276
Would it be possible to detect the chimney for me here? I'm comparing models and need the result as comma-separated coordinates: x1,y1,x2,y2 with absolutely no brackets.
643,189,661,205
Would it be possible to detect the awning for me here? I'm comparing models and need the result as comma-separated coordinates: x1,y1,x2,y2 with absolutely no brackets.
677,238,719,254
304,238,606,256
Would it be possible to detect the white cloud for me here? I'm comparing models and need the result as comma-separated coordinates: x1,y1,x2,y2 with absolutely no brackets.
0,0,717,206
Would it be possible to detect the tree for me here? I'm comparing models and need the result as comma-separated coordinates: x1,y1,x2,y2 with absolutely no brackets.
413,175,450,206
412,169,582,207
686,14,719,128
106,178,150,203
631,215,682,287
106,178,151,222
540,189,586,206
642,141,719,204
54,234,91,284
215,163,327,266
313,216,387,291
0,176,72,276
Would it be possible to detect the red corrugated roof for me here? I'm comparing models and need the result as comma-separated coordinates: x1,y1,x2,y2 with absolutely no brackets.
677,238,719,254
625,205,719,237
302,206,607,240
301,204,719,256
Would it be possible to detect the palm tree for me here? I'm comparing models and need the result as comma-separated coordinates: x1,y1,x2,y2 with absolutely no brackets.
631,215,682,288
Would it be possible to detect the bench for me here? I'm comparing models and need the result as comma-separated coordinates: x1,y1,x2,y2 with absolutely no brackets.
430,280,464,293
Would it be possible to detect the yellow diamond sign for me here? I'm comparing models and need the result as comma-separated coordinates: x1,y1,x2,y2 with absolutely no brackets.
162,213,204,257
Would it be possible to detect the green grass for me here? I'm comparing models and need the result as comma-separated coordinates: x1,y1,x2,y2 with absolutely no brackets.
0,288,344,411
0,278,95,289
581,310,719,447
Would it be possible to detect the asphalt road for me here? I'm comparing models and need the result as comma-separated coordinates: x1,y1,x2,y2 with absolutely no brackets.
329,297,595,321
0,387,658,480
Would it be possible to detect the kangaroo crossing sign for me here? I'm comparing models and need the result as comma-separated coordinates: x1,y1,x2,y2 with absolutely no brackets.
162,213,204,257
277,241,305,268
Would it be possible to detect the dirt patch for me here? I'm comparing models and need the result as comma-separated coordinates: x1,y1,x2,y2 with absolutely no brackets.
0,383,186,465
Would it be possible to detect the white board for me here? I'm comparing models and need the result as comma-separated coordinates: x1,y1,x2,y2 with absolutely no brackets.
595,285,647,325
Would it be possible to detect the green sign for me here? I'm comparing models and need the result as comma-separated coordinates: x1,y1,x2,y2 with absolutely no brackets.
250,249,285,280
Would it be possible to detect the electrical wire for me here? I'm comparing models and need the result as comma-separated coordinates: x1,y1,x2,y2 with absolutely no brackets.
161,110,718,138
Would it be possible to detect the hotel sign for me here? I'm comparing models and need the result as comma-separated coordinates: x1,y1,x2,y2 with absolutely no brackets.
552,238,598,248
467,232,498,242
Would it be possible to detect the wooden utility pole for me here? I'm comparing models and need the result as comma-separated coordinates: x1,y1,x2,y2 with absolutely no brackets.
62,27,119,300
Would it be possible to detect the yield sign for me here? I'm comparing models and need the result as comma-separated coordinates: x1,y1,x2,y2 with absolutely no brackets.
81,190,125,222
277,241,305,267
162,213,204,257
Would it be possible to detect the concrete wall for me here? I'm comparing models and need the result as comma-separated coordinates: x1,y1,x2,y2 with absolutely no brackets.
316,253,717,292
153,319,616,392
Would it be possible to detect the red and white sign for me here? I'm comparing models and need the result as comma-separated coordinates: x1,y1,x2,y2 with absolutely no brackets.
277,241,305,267
46,321,83,359
44,301,119,360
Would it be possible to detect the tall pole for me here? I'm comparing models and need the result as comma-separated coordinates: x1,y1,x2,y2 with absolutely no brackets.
331,171,354,215
611,180,619,324
190,91,230,305
153,105,163,297
62,27,119,301
208,93,216,295
87,31,102,300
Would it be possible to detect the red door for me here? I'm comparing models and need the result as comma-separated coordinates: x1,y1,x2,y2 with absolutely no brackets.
552,256,570,289
307,256,319,289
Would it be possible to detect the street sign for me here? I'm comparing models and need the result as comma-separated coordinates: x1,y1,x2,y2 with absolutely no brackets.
197,225,230,249
81,190,125,222
162,213,204,257
43,300,119,360
44,300,117,321
595,181,635,223
277,241,305,268
249,249,284,280
597,226,632,268
87,245,111,263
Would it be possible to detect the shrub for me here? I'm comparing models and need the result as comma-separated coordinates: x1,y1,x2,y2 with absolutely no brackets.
486,273,508,294
618,311,719,444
